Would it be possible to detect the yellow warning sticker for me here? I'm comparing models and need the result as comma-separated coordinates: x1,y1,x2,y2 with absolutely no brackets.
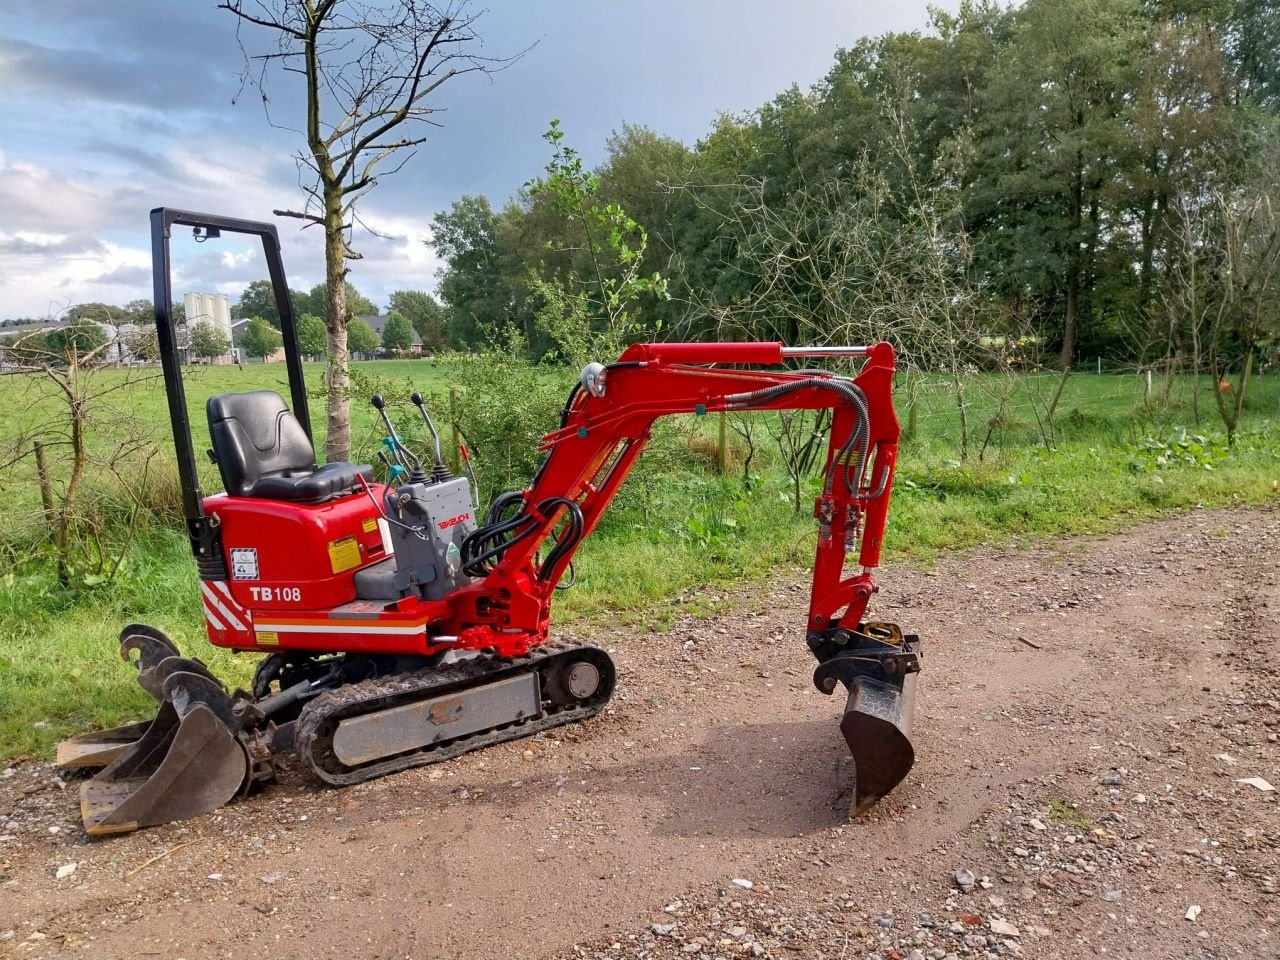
328,535,362,573
256,631,280,646
362,517,378,534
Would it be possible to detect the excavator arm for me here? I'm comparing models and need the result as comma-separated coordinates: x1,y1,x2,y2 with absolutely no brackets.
453,341,921,813
461,340,899,636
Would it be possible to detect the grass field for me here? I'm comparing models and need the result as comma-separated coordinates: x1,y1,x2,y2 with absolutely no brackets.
1,357,1277,759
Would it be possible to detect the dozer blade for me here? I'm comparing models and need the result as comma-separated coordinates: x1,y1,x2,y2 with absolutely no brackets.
841,668,918,816
79,672,250,836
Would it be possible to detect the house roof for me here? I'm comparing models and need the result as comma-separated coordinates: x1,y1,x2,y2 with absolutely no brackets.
357,314,422,347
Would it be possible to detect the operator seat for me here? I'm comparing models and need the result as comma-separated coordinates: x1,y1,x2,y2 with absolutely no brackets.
206,390,373,504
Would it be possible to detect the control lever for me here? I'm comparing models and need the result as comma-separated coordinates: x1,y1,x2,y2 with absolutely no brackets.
410,392,453,483
370,395,427,483
377,450,406,485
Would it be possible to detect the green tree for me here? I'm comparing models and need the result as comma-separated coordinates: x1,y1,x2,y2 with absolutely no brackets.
234,280,307,327
387,290,447,352
431,195,516,348
347,316,380,357
191,321,230,360
63,303,125,325
240,317,282,362
524,119,667,353
298,282,377,321
46,319,110,367
971,0,1146,369
297,313,328,357
381,311,414,354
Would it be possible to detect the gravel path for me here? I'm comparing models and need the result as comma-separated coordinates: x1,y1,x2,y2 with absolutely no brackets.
1,505,1277,960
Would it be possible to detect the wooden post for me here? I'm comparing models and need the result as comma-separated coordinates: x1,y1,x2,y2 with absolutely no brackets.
33,440,55,530
718,411,729,474
449,386,462,470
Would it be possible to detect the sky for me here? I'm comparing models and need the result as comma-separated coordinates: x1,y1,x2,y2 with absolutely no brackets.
0,0,958,321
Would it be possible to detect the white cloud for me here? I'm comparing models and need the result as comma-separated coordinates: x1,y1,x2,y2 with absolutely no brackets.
0,230,151,317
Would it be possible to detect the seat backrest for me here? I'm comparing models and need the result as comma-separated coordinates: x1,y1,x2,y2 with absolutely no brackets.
207,391,316,497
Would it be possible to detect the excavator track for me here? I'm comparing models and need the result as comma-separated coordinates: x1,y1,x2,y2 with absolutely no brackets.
295,640,615,787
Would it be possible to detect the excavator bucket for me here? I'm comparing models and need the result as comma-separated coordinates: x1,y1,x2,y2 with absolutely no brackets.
840,665,919,815
78,665,250,836
55,626,221,773
812,624,921,816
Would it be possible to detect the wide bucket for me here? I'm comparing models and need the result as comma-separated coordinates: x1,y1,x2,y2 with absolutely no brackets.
79,671,250,836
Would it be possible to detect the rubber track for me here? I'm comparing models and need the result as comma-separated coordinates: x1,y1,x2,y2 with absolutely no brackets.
294,640,615,787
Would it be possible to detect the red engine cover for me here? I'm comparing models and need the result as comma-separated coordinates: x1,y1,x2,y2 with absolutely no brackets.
201,488,391,649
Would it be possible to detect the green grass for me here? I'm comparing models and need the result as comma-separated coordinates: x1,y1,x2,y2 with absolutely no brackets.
1,361,1277,759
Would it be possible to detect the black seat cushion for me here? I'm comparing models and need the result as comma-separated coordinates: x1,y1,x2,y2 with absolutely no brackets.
250,460,374,504
207,390,372,504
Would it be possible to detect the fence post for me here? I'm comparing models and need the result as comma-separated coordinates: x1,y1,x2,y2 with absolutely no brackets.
449,386,462,470
717,411,729,474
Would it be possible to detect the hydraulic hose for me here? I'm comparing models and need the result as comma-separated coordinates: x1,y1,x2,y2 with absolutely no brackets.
725,377,872,497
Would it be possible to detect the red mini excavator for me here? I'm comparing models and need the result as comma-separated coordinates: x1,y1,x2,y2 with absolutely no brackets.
58,209,922,834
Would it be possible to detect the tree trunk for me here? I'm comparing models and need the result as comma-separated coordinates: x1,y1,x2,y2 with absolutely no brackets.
323,200,351,463
1059,150,1085,372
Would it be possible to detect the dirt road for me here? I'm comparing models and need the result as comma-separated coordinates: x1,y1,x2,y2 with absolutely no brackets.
2,506,1277,960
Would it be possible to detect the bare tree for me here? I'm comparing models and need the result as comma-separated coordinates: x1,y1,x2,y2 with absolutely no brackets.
220,0,506,461
0,321,161,585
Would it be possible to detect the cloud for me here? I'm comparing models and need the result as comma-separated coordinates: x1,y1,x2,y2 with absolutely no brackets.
87,264,153,287
0,35,232,113
0,234,107,258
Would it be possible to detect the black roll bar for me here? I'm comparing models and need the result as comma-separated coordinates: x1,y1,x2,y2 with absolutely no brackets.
149,207,311,564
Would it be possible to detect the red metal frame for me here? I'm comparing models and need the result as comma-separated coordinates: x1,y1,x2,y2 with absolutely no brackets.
200,341,900,661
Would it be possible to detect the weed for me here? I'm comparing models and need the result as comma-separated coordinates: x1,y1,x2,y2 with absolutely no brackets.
1045,797,1091,830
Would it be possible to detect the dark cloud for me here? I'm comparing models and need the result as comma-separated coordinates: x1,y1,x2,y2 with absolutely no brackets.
0,37,232,113
87,264,152,286
0,234,106,258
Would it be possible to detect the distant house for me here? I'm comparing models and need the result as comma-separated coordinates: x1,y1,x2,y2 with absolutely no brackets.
359,314,423,357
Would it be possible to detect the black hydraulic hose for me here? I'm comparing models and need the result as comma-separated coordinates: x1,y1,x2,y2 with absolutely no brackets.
461,495,584,580
538,499,583,582
725,377,872,496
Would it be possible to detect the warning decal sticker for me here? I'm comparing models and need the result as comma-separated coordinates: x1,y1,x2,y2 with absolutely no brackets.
230,547,259,580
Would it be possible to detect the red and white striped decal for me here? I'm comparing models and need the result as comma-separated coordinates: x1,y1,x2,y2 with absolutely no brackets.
201,581,252,633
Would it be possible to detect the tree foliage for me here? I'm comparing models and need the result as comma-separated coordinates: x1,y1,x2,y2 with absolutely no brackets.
297,313,329,357
190,321,230,360
427,0,1280,380
347,316,380,356
240,317,283,360
388,290,447,352
381,311,414,354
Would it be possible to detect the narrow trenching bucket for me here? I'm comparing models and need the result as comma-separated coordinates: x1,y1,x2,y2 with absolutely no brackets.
840,659,919,815
812,626,921,815
79,668,250,836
